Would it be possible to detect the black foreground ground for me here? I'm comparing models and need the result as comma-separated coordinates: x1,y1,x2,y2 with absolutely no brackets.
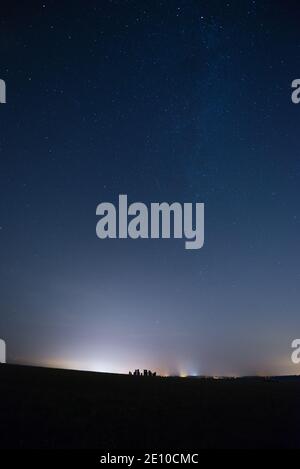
0,364,300,449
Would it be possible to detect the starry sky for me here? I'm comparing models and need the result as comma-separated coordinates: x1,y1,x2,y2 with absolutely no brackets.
0,0,299,376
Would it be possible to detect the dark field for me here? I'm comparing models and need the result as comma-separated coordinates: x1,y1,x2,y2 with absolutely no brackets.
0,365,300,449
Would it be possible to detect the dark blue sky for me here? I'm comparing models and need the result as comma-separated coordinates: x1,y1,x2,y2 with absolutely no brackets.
0,0,299,375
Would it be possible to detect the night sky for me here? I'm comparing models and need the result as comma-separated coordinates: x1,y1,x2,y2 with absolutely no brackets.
1,0,299,376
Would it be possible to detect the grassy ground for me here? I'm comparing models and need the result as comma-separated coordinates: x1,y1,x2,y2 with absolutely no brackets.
0,364,299,449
